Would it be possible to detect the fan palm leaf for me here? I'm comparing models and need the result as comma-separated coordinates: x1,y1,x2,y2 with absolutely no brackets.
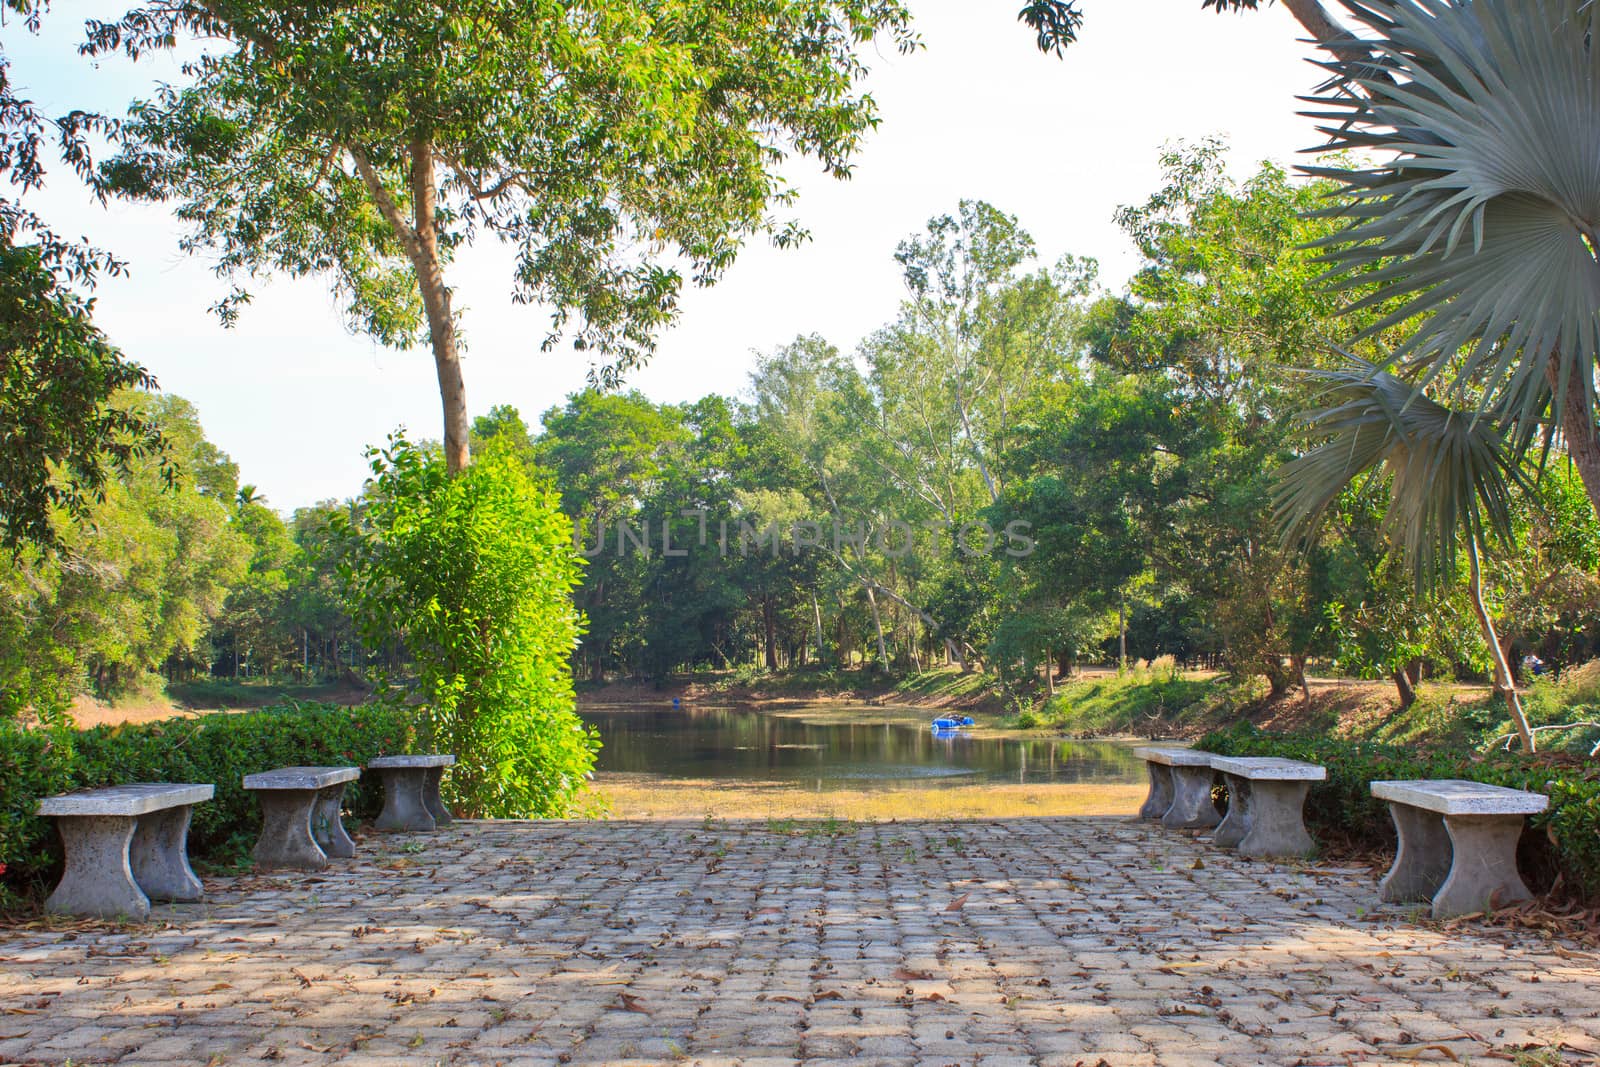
1276,357,1523,590
1304,0,1600,430
1276,357,1538,749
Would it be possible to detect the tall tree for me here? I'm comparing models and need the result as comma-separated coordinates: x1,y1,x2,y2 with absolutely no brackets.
95,0,914,473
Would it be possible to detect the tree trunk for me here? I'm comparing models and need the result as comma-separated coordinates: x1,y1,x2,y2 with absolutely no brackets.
1556,355,1600,520
763,596,778,671
1494,634,1517,702
1293,653,1312,711
1118,597,1127,672
1391,666,1417,710
350,141,470,473
865,587,889,671
408,143,470,473
1467,538,1535,752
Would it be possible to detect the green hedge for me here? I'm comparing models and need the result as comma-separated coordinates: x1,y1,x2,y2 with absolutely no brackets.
1200,723,1600,903
1,701,416,907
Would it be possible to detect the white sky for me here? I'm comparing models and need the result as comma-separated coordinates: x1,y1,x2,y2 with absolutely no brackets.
7,0,1321,512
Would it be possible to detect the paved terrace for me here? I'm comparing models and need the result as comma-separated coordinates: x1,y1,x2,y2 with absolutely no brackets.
2,818,1597,1067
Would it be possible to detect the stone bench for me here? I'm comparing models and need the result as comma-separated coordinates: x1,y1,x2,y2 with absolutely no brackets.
242,766,361,870
1133,746,1220,830
1209,756,1325,859
369,755,456,832
1371,779,1547,919
37,783,214,919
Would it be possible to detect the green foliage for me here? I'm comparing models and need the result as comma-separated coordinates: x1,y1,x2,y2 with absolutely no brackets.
1201,723,1600,903
0,393,249,718
337,435,597,818
96,0,915,380
1037,670,1252,736
0,236,167,553
0,702,415,908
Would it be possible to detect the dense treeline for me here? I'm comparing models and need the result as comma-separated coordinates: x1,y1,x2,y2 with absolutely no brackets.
527,145,1600,705
6,144,1599,721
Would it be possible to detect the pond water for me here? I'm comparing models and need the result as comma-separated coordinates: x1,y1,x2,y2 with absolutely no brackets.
580,704,1142,790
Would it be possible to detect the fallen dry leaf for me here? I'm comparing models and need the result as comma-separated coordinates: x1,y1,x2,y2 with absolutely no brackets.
945,893,970,912
1388,1043,1460,1061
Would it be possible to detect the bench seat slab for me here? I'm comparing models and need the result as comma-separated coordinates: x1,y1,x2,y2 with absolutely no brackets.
1371,779,1547,816
1133,746,1213,768
1138,763,1175,821
46,815,149,920
369,755,456,770
1209,756,1326,782
39,783,214,818
252,791,329,871
1212,773,1251,849
242,766,360,791
1161,765,1221,830
373,767,437,832
1237,780,1316,859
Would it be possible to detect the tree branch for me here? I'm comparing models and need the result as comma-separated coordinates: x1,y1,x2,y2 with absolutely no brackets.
346,144,420,261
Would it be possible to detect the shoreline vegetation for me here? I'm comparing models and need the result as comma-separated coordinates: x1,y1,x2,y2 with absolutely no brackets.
59,657,1600,756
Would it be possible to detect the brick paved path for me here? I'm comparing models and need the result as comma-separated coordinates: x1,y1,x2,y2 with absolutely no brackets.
2,817,1597,1067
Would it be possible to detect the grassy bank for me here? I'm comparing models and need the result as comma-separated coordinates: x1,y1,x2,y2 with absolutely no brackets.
1022,660,1600,754
589,775,1144,820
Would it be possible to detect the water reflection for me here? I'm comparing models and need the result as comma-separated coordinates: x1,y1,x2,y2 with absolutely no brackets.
580,705,1141,790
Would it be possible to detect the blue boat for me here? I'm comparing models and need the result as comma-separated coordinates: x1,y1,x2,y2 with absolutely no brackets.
930,715,976,731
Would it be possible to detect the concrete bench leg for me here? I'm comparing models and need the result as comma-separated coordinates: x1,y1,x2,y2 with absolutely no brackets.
1161,766,1221,829
1379,803,1452,904
1138,763,1175,820
1212,774,1251,848
312,784,356,859
1237,781,1315,859
254,791,330,870
423,767,454,826
46,815,149,920
375,768,436,832
1431,814,1532,919
130,805,204,901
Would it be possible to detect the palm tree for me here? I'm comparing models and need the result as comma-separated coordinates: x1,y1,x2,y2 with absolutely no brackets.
1305,0,1600,518
1274,358,1537,751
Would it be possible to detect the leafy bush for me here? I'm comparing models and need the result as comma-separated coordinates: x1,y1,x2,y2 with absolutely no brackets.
0,701,415,908
1201,723,1600,903
337,435,598,818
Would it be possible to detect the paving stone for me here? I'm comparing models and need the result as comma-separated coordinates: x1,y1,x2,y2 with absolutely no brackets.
2,816,1597,1066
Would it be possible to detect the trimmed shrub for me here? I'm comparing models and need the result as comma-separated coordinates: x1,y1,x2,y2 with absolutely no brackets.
1201,723,1600,903
1,701,415,908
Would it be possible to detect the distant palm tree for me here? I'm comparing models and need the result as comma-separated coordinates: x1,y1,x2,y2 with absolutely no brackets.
237,484,265,508
1274,359,1537,751
1306,0,1600,517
